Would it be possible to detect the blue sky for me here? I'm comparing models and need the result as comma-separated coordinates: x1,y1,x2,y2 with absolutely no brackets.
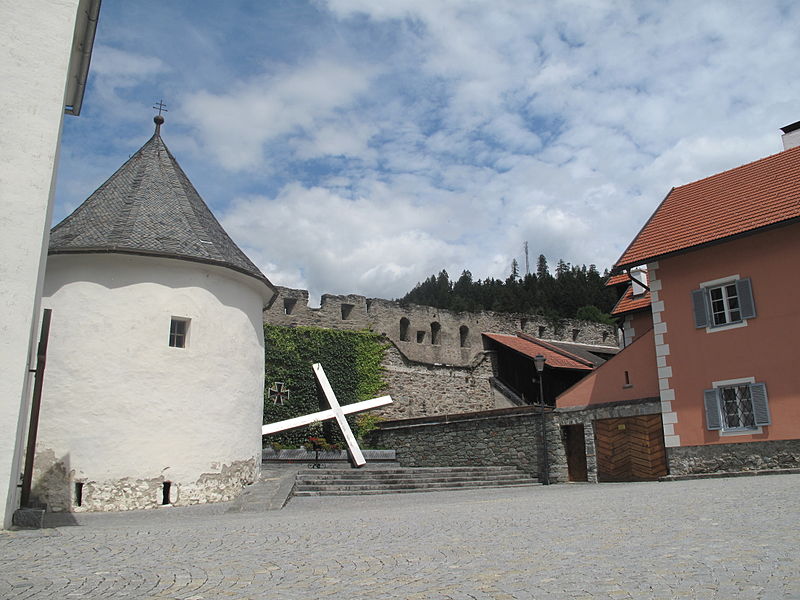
56,0,800,304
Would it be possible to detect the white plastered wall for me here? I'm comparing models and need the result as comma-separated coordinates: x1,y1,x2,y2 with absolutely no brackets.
0,0,82,528
36,254,268,511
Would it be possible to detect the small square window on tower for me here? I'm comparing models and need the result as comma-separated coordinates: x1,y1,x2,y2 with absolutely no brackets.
169,317,190,348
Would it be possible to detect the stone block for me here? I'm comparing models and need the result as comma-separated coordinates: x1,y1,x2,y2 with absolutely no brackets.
12,507,45,529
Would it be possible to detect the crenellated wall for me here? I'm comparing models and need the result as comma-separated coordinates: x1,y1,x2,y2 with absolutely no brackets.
264,286,619,418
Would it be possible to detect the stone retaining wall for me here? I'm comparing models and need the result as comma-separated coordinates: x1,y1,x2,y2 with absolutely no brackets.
370,399,799,483
667,439,800,475
370,399,664,484
369,406,547,478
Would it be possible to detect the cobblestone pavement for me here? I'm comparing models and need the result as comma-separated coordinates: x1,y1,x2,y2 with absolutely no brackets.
1,474,799,599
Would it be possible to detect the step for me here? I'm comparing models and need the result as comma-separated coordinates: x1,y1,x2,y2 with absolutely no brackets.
294,475,535,487
295,466,527,476
294,472,537,485
293,482,540,497
291,465,539,497
295,469,530,479
295,478,538,492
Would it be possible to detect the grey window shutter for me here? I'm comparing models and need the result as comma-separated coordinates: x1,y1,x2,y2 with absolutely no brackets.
749,382,770,426
736,278,756,320
692,289,709,328
704,389,722,430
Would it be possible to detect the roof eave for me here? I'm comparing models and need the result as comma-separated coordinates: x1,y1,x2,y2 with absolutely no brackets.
64,0,101,116
48,247,276,297
613,215,800,273
610,187,675,276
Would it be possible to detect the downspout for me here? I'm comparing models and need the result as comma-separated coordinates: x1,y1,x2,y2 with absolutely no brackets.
64,0,101,116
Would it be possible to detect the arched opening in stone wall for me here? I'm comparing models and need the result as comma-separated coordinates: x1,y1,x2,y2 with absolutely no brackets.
572,328,580,342
431,322,441,345
283,298,297,315
538,325,546,338
520,318,528,331
460,325,470,348
400,317,410,341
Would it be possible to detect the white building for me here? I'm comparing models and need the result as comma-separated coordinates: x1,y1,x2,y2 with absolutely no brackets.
0,0,101,528
33,116,275,512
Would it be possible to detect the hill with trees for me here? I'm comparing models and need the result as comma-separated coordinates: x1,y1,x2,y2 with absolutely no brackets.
401,255,618,324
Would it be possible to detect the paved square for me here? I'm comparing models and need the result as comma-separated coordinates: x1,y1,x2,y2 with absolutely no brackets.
1,474,798,599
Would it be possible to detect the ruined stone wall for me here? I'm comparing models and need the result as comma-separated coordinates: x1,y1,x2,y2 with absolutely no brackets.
265,286,619,419
377,346,501,419
265,286,618,368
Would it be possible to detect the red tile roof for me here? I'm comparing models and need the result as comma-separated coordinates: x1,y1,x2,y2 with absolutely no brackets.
605,273,630,287
615,145,800,270
611,286,651,316
482,333,593,370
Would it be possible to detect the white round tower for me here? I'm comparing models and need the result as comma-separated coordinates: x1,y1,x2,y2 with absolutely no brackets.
34,116,274,512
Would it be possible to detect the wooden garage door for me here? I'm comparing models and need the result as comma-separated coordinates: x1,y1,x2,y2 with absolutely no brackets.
595,414,668,482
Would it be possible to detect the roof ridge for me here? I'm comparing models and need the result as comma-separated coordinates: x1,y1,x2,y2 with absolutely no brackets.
673,143,800,191
516,332,595,367
615,142,800,269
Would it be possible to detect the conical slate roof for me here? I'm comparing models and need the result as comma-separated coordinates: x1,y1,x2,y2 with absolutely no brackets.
49,117,272,291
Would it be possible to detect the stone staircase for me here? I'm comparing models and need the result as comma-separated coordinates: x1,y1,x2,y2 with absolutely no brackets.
292,465,539,497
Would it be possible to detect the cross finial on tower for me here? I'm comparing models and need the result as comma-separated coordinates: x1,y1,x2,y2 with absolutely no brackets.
152,99,168,133
153,99,168,116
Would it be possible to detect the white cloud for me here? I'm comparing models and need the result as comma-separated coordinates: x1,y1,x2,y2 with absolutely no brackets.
88,45,170,116
58,1,800,304
221,183,464,303
182,59,377,171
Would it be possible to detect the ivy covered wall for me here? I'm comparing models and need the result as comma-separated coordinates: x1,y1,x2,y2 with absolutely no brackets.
263,325,388,447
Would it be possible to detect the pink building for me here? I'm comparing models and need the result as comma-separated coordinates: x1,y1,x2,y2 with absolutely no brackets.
556,123,800,479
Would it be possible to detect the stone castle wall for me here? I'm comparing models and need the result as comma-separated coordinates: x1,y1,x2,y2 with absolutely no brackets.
378,346,500,420
266,286,618,367
264,286,619,418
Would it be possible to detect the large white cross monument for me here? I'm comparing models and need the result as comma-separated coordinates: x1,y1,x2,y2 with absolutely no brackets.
261,364,392,467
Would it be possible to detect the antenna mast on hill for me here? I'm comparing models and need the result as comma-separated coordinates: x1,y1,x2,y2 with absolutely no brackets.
524,241,530,276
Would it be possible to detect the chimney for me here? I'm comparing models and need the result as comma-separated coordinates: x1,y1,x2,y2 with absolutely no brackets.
630,268,648,296
780,121,800,150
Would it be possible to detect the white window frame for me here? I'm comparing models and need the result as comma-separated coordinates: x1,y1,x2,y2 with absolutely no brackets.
711,377,763,436
169,317,190,348
697,275,748,333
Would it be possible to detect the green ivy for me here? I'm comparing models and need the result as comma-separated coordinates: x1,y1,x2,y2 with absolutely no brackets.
263,325,388,447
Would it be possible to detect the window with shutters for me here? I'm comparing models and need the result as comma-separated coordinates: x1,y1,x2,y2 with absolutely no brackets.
692,275,756,332
703,377,770,434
